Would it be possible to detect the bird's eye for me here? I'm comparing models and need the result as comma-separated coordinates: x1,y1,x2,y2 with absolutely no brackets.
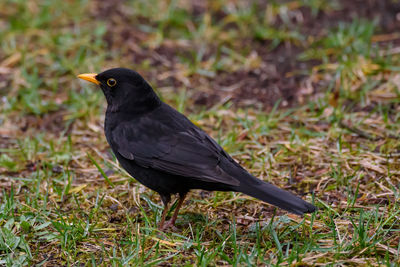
107,78,117,87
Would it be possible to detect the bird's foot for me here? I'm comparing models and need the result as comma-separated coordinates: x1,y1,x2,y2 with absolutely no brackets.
159,219,178,231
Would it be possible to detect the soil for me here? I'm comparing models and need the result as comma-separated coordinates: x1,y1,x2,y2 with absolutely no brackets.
93,0,400,110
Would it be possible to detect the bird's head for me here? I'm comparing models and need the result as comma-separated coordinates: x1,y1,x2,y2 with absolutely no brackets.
78,68,161,113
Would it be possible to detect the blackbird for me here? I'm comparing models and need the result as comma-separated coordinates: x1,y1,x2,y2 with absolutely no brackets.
78,68,316,230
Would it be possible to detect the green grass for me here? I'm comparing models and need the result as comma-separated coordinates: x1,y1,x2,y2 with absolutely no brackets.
1,0,400,265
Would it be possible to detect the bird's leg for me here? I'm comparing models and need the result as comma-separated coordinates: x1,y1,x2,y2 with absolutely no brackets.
161,192,187,230
158,194,171,230
159,203,169,229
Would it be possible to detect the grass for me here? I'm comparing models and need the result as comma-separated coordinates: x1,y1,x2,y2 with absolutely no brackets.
1,0,400,265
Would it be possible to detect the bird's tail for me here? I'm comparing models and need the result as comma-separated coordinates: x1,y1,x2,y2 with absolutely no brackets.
219,157,317,215
238,180,317,215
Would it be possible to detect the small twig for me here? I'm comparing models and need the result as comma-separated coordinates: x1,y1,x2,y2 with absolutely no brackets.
339,121,379,141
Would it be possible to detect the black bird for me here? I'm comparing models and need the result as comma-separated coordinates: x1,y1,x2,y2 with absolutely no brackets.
78,68,316,230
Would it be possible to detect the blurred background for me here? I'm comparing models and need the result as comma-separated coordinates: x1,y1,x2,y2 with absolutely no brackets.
2,0,400,115
1,0,400,265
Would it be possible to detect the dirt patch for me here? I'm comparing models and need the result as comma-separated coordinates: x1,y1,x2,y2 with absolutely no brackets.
204,0,400,109
93,0,400,110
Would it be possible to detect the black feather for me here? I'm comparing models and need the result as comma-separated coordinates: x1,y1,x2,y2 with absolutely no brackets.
90,68,317,224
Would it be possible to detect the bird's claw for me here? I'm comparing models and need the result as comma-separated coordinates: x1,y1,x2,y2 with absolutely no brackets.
159,220,178,231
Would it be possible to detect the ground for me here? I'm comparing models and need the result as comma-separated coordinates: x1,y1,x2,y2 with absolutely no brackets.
0,0,399,265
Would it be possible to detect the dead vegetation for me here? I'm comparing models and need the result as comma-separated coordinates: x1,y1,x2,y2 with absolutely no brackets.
0,0,399,265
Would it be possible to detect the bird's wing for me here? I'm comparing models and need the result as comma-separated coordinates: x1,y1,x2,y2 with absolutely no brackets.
111,115,240,186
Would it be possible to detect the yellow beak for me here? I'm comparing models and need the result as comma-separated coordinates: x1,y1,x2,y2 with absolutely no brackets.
77,73,100,85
